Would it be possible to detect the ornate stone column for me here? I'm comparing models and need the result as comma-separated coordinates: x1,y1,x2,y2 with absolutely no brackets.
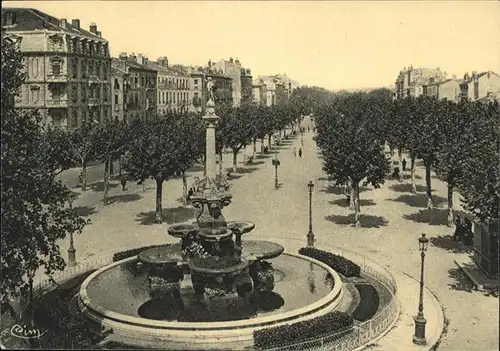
203,99,219,180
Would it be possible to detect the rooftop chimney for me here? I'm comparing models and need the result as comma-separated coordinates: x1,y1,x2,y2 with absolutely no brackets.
60,18,67,28
208,59,212,67
89,22,97,34
71,19,80,29
97,31,102,37
235,58,240,65
229,57,234,63
158,56,169,68
137,53,144,66
119,52,128,61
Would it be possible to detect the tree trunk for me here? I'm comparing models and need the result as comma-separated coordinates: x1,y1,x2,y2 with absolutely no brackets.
232,150,238,173
118,156,122,177
348,178,355,210
353,181,361,228
109,159,114,177
81,161,87,192
390,145,394,157
261,138,264,154
410,155,417,194
103,157,109,206
425,162,433,209
219,150,224,175
398,148,403,182
155,178,164,224
203,154,206,176
182,171,188,206
253,139,257,156
268,135,272,150
447,183,454,227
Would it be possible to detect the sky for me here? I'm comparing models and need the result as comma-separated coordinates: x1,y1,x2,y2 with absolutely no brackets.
4,1,500,91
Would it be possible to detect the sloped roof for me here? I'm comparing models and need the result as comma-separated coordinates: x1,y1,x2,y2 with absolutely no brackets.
146,61,189,77
4,8,105,41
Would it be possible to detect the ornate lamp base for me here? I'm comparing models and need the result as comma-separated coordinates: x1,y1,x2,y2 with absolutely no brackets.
412,314,427,345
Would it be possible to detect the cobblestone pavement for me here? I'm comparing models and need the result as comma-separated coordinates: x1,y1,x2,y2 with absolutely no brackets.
42,120,498,351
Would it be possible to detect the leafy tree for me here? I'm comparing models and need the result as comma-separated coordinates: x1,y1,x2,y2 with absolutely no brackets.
43,128,79,175
1,35,88,319
123,113,181,223
69,121,99,191
434,100,469,226
316,93,390,227
456,101,499,223
93,118,129,205
407,96,442,208
219,105,254,173
171,111,205,204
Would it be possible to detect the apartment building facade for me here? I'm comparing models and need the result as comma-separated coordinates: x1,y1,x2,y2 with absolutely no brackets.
211,57,250,107
394,66,447,99
2,8,112,129
111,53,157,120
148,57,190,115
459,71,500,102
252,79,267,106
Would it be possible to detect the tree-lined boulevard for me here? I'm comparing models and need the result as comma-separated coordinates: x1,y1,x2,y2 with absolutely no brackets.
2,34,499,350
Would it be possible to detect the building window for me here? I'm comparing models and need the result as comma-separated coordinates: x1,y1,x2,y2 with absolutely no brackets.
81,60,87,78
5,12,16,26
51,59,62,76
134,76,138,85
141,77,145,87
71,58,78,79
114,79,120,90
72,110,78,128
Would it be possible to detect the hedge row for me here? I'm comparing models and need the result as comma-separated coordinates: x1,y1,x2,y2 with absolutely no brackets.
299,247,361,278
253,311,353,349
112,245,169,262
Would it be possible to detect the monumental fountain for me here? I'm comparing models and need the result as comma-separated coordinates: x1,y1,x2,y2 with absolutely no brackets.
79,85,345,348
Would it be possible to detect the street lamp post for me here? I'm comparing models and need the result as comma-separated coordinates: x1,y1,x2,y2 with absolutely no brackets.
307,181,315,247
68,232,76,267
67,202,76,267
413,233,429,345
272,154,280,190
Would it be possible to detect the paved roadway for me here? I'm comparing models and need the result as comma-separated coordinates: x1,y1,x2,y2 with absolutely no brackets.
38,117,498,351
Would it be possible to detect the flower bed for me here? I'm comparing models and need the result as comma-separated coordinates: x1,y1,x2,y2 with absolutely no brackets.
253,310,354,349
298,247,361,278
113,245,170,262
352,284,380,322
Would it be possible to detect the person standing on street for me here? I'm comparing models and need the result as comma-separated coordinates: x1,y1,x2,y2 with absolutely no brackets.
402,158,407,171
120,174,127,191
293,148,297,158
298,148,302,158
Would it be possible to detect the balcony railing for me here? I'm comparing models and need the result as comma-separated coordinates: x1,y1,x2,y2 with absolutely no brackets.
47,99,68,107
47,74,68,82
87,98,99,106
88,75,101,85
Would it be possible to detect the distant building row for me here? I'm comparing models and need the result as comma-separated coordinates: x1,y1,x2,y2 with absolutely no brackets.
2,8,300,128
394,65,500,103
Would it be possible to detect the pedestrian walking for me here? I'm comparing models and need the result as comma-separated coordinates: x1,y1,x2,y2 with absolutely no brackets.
402,158,407,171
298,148,302,158
453,215,463,242
293,148,297,158
463,217,474,246
120,175,127,191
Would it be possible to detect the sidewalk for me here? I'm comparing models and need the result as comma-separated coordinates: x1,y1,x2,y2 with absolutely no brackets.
362,267,444,351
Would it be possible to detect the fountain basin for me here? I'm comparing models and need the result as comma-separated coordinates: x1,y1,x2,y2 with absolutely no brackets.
227,221,255,235
138,244,185,265
242,240,285,261
79,252,344,348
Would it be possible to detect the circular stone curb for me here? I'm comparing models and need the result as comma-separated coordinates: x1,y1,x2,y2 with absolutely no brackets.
79,252,344,346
